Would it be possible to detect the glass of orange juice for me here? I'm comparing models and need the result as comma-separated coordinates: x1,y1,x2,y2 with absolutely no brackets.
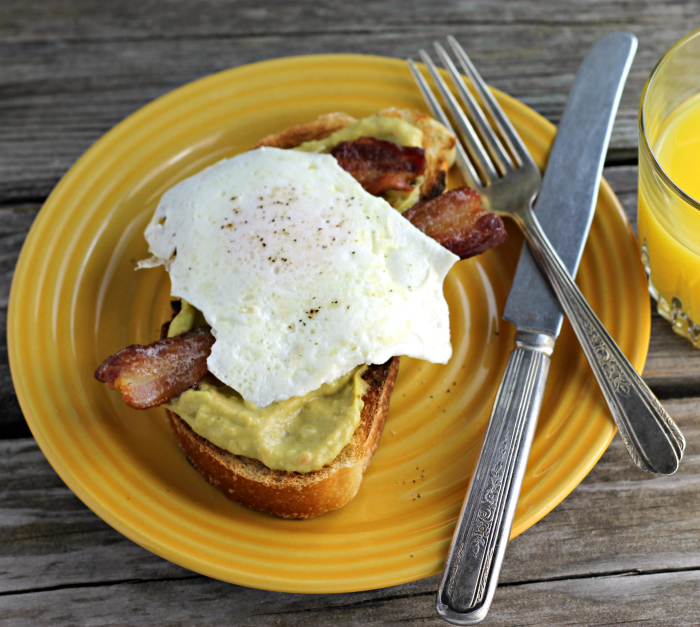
638,29,700,347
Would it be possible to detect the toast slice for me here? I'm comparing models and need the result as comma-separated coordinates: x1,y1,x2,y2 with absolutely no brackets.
167,357,399,518
163,112,452,518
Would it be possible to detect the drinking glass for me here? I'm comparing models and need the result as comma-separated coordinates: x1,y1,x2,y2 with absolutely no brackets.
638,29,700,347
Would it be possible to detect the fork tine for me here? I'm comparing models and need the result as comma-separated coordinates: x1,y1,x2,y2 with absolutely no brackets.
447,35,533,169
407,58,482,190
433,42,514,176
418,49,499,187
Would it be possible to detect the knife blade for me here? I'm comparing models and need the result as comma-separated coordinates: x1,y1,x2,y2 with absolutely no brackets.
436,32,637,625
504,31,637,334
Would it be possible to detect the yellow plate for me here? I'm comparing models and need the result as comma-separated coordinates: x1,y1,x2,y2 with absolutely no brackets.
8,54,649,593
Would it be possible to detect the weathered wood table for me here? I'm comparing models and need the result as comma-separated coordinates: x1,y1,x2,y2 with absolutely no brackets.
3,2,700,625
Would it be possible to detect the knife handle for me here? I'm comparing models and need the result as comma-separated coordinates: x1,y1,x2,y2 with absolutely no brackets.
518,203,685,474
436,330,553,625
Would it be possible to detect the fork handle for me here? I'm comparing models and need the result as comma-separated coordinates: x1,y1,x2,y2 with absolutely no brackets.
517,203,685,474
436,330,554,625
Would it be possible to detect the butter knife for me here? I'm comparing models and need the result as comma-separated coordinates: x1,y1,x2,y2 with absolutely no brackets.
436,32,642,624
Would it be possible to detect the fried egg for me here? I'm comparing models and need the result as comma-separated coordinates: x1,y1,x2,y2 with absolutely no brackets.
141,148,458,407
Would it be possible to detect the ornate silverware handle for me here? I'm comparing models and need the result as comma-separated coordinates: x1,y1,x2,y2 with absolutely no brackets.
518,203,685,474
437,330,554,625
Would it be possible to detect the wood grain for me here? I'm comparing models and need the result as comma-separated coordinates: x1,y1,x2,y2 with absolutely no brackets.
4,2,700,624
0,0,697,202
0,205,39,437
2,396,699,625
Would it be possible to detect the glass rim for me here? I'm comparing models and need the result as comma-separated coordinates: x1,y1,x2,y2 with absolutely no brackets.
639,28,700,213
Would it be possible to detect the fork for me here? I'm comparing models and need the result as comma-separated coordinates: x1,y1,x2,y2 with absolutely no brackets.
410,37,683,471
409,36,685,623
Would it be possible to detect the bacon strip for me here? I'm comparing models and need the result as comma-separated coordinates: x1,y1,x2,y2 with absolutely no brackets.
331,137,426,195
95,326,215,409
403,187,507,259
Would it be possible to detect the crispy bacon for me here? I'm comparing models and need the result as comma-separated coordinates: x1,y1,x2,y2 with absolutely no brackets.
403,187,507,259
331,137,426,195
95,326,215,409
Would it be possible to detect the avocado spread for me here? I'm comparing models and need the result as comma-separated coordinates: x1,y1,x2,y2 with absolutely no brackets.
167,301,368,473
296,115,425,213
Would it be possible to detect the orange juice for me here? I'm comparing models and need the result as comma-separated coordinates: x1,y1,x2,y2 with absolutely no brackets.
655,94,700,199
638,92,700,345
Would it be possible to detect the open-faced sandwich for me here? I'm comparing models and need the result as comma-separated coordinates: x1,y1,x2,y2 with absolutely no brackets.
95,108,507,518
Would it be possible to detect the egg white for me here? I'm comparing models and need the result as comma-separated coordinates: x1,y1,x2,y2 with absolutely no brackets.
141,147,458,407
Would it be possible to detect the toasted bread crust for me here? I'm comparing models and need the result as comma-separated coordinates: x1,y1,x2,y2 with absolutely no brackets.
252,112,358,150
250,109,456,202
166,357,399,518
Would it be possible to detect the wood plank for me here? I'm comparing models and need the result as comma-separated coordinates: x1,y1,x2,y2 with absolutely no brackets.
4,0,700,42
0,205,39,438
0,204,38,310
0,310,30,438
0,0,696,201
0,443,192,594
1,397,699,624
3,571,700,627
646,313,700,397
3,3,700,625
602,165,639,233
